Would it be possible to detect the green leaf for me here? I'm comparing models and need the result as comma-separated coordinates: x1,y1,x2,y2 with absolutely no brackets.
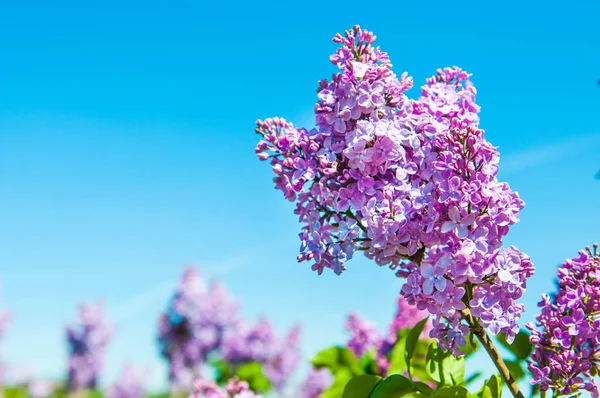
414,381,435,396
359,352,381,375
430,386,471,398
477,374,502,398
321,368,355,398
235,362,272,393
504,360,525,382
425,343,465,386
213,359,235,384
370,374,415,398
342,375,382,398
405,317,429,374
312,346,361,375
496,331,532,360
388,329,410,375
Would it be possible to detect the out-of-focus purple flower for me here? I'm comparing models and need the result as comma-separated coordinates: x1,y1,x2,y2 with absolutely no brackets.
66,302,113,392
345,313,383,358
221,320,301,391
263,325,302,391
221,318,274,364
105,365,148,398
299,367,333,398
527,245,600,397
189,376,262,398
388,295,431,339
158,267,240,391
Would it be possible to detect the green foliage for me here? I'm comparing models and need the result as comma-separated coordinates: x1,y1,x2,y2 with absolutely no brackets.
425,343,465,386
477,374,502,398
370,375,415,397
342,374,416,398
213,358,235,384
342,375,382,398
405,318,429,378
312,346,363,397
321,367,356,398
359,351,381,375
495,329,532,383
312,346,362,375
496,331,533,361
234,362,272,393
429,386,471,397
388,329,411,375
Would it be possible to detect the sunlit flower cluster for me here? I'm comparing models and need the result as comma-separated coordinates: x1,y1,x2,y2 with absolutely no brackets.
255,25,533,353
527,245,600,397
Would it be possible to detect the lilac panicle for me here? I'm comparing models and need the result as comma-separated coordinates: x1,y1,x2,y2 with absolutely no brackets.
158,267,240,391
345,313,383,359
262,325,302,391
189,376,262,398
527,245,600,397
389,295,431,338
221,320,301,391
65,302,114,391
221,318,275,364
255,25,534,353
299,367,333,398
105,365,148,398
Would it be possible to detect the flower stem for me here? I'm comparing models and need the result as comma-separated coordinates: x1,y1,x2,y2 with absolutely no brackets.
461,309,524,398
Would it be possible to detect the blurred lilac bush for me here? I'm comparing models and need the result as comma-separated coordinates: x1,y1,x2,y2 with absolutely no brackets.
66,302,114,392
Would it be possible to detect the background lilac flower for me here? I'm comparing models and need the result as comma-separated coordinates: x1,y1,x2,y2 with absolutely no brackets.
65,302,113,392
527,245,600,397
158,267,240,391
345,313,383,359
105,365,148,398
262,325,301,391
189,376,262,398
299,367,333,398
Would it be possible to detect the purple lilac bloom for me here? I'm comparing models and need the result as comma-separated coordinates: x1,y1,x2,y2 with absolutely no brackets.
158,267,240,391
255,26,534,353
221,318,275,364
105,365,148,398
345,313,383,359
221,320,301,391
299,367,333,398
263,325,302,391
188,377,262,398
65,302,114,392
527,245,600,398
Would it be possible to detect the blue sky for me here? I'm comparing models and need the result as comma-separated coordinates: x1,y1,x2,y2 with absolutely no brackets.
0,0,599,393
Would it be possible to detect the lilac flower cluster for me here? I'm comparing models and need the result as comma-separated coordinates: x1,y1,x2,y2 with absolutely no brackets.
189,377,262,398
221,319,301,391
105,365,148,398
255,25,534,352
299,368,333,398
65,302,113,391
527,245,600,397
388,295,431,339
345,313,383,359
158,267,240,391
262,325,302,391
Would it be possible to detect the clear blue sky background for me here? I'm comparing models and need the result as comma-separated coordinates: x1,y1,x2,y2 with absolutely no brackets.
0,0,599,393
